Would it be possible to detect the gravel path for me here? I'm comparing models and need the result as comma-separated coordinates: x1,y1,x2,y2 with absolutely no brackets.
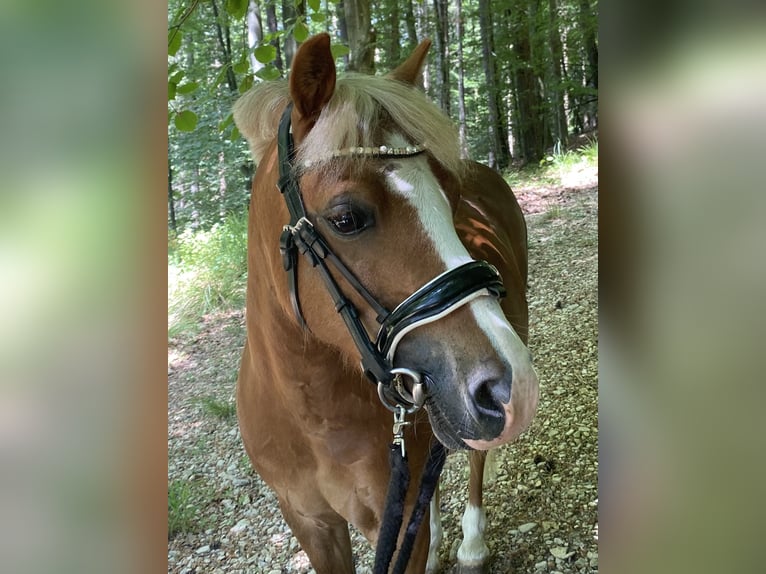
168,177,598,574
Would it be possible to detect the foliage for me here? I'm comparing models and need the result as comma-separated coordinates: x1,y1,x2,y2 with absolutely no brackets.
168,212,248,338
168,478,213,538
503,136,598,188
192,395,237,421
540,137,598,177
168,0,598,235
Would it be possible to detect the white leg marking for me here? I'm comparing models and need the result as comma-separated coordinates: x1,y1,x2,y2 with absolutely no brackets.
426,495,442,573
457,503,489,566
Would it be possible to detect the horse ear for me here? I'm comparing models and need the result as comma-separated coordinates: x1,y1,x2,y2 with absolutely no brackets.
289,33,336,121
387,39,432,86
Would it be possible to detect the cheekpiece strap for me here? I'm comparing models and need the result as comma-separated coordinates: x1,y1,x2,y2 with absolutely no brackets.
277,102,307,225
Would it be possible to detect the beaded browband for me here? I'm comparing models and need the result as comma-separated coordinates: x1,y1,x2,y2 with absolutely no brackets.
302,144,426,169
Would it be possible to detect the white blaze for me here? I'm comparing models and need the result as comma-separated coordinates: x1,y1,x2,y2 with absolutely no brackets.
383,151,531,374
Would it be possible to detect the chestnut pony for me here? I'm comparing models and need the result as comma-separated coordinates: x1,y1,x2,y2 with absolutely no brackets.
233,34,538,573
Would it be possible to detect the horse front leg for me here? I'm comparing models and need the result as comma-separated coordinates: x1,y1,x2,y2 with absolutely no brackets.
277,497,354,574
426,481,442,573
457,450,490,574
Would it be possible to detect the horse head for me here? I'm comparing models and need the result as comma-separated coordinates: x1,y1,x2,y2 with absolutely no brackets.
234,34,538,451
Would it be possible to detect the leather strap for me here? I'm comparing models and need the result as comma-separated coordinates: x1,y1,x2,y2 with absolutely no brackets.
376,260,506,358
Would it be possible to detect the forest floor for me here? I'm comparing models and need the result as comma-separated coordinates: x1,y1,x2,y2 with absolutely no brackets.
168,164,598,574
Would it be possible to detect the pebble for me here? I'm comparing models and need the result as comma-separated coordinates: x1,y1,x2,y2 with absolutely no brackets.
534,560,548,570
519,522,538,533
230,518,250,534
550,546,574,559
195,545,210,555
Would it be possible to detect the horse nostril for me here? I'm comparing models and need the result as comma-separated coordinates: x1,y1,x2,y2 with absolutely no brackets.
468,375,511,421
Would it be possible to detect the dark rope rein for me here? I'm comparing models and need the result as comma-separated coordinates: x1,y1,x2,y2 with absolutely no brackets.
374,441,447,574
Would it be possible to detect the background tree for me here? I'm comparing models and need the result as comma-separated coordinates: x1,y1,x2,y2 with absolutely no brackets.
344,0,374,72
167,0,598,233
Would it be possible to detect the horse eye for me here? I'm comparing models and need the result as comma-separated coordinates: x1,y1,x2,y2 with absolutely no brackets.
325,205,371,236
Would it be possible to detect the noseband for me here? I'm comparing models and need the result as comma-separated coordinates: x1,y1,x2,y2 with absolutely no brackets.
276,103,506,414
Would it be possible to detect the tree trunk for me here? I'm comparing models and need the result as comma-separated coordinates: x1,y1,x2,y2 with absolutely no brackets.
563,27,583,133
336,0,350,68
282,0,297,68
432,0,450,115
265,1,283,71
478,0,510,169
510,0,545,164
403,0,418,52
211,0,238,93
168,159,177,233
578,0,598,128
456,0,468,157
528,0,553,153
344,0,375,73
548,0,568,147
247,0,264,73
389,0,401,69
417,2,430,93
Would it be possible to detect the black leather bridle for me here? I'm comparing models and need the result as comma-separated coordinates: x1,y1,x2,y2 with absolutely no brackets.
276,102,506,413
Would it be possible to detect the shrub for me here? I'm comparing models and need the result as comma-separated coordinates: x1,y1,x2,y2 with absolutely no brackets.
169,212,248,338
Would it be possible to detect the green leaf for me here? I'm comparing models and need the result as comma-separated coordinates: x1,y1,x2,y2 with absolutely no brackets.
263,31,282,43
238,74,254,94
168,30,182,56
174,110,198,132
253,44,277,64
176,81,199,94
218,113,234,132
307,0,321,11
226,0,248,19
168,81,177,101
169,70,185,84
294,21,309,43
229,126,240,142
255,65,281,81
331,44,350,59
233,60,249,74
312,12,326,23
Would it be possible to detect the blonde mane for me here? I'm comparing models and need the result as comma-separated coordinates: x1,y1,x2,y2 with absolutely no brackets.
233,73,463,178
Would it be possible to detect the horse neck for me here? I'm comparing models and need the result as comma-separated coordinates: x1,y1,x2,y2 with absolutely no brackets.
246,143,364,392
